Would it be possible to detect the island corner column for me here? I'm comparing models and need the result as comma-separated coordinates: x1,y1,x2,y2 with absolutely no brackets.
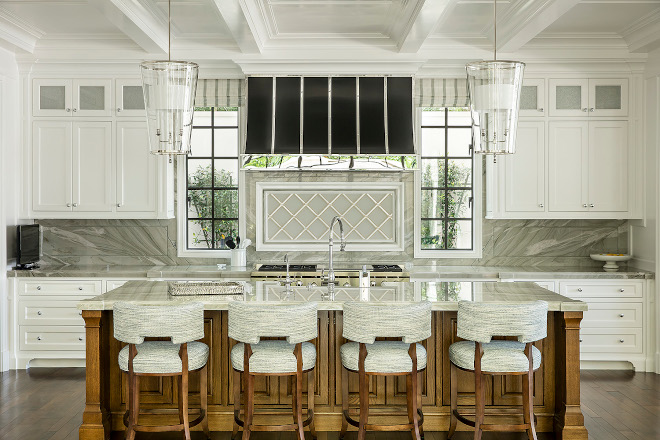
79,310,111,440
554,310,589,440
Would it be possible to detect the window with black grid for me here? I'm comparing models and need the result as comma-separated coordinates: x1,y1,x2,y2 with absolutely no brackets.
186,107,239,250
420,108,474,250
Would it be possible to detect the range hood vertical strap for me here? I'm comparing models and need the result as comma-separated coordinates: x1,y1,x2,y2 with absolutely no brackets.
411,77,416,154
299,77,304,154
384,77,389,155
271,77,277,154
356,77,360,155
328,77,332,155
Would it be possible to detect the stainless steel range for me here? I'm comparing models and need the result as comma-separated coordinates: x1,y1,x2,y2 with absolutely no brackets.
250,264,409,287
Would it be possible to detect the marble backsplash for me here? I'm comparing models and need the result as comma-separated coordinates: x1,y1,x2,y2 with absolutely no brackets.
36,170,629,268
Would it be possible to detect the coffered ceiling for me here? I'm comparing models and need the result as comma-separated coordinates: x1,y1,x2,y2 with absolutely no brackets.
0,0,659,73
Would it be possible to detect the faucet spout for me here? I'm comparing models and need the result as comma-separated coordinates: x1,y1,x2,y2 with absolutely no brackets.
325,216,346,294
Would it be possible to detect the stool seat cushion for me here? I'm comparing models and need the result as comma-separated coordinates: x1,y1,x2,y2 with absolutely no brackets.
449,340,541,373
231,340,317,374
340,341,427,373
118,341,209,374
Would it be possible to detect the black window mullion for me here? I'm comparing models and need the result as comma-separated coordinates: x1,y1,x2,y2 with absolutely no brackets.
443,108,449,250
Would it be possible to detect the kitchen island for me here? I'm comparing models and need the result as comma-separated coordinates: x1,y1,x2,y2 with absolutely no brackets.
78,280,588,439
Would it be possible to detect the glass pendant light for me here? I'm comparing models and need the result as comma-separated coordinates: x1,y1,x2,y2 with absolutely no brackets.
466,0,525,160
141,0,199,159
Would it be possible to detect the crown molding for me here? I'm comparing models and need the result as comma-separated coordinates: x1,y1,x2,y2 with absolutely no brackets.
622,9,660,53
0,5,44,53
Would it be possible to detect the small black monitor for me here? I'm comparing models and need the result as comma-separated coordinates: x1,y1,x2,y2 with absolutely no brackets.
16,224,42,269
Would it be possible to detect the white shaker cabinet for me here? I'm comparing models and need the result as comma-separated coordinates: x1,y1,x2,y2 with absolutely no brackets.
519,79,545,117
33,79,112,117
549,78,628,117
116,122,156,213
503,122,545,213
115,79,145,117
33,121,113,213
548,120,628,213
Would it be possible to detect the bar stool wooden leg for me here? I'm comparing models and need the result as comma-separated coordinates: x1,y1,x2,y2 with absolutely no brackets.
242,373,254,440
292,375,299,425
181,372,191,440
340,366,349,439
448,362,458,439
177,376,184,424
357,343,369,440
408,344,421,440
474,344,484,440
126,371,138,440
295,344,305,440
200,364,210,439
308,370,317,439
417,371,424,440
232,370,240,439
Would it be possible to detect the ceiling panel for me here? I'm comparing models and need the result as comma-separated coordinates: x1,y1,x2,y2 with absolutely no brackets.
433,0,516,36
264,0,399,36
155,0,233,37
540,2,660,35
0,0,121,35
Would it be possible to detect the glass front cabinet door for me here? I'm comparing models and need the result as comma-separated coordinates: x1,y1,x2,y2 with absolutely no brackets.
115,79,145,117
519,79,545,117
549,78,628,117
73,79,112,117
33,79,73,117
33,79,112,117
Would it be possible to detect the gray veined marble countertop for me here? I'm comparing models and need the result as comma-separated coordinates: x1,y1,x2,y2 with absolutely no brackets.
9,264,654,279
77,280,588,312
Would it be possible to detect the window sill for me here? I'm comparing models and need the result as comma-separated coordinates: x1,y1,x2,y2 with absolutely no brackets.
413,248,483,259
177,248,232,259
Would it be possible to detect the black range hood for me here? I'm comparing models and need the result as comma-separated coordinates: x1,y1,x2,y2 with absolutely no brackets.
245,76,415,155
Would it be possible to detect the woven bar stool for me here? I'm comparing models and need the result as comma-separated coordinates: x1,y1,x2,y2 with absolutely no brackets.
113,301,210,440
339,301,432,440
229,301,318,440
448,300,548,440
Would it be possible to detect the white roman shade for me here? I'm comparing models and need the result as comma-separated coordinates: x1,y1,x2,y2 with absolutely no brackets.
415,78,469,108
195,79,244,107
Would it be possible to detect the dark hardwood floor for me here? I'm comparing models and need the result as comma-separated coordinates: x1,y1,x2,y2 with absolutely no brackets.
0,368,658,440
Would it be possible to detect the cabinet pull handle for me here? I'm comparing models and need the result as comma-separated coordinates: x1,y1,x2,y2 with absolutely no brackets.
619,314,624,317
37,311,42,315
619,288,625,292
577,288,583,292
582,108,588,112
37,286,41,290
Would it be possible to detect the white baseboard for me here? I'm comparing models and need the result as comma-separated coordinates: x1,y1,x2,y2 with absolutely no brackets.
0,350,9,372
580,360,635,371
28,358,85,368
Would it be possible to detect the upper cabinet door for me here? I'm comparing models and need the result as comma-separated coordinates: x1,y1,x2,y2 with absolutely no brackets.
588,79,628,117
32,121,72,211
116,121,156,212
504,121,545,212
548,121,589,212
115,79,146,117
588,121,628,212
72,121,113,212
72,79,112,117
33,79,73,117
519,79,545,117
549,79,589,117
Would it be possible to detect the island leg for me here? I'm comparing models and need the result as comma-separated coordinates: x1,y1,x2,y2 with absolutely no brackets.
79,311,110,440
554,311,588,440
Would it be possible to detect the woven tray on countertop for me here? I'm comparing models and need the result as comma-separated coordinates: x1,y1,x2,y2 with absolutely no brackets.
168,281,245,296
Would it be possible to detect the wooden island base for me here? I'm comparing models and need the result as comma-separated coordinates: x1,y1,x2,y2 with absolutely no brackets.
79,310,588,440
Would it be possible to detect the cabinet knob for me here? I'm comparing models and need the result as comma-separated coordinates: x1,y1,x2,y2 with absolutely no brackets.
619,313,625,317
582,108,588,112
79,311,83,316
37,336,41,341
538,203,544,208
78,337,84,341
72,203,78,207
37,311,42,315
577,288,583,292
117,203,122,207
590,108,595,112
579,339,583,343
583,204,588,208
37,286,41,290
117,108,122,112
78,287,83,291
72,108,77,112
66,203,72,208
66,108,71,112
589,203,594,208
538,108,544,112
619,288,625,292
619,339,625,343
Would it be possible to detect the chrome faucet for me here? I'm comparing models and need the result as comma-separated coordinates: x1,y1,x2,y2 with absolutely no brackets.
323,216,346,294
282,254,293,293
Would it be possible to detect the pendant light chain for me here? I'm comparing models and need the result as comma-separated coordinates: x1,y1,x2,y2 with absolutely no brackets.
168,0,171,62
494,0,497,61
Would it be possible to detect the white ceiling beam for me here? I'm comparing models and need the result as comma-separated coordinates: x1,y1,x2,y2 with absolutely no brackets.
0,6,43,53
494,0,581,54
210,0,262,53
395,0,460,53
622,9,660,53
89,0,168,54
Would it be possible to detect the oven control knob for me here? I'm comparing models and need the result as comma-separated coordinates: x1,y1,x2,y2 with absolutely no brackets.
296,280,304,287
309,282,318,288
343,282,351,287
370,281,377,287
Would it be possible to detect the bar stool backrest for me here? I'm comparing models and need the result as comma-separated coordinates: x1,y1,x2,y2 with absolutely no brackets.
457,301,548,344
342,301,432,344
113,301,205,345
228,301,318,344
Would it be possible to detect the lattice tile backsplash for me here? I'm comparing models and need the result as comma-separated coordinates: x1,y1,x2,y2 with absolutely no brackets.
256,182,404,251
